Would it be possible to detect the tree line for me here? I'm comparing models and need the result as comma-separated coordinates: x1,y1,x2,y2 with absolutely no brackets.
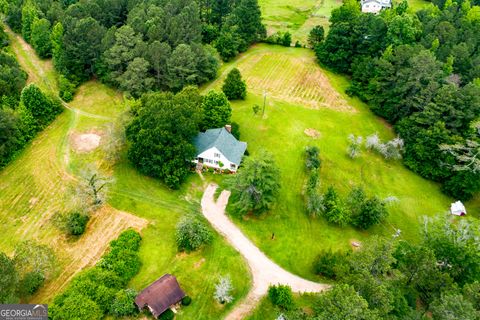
283,216,480,320
2,0,264,99
314,0,480,200
0,24,62,169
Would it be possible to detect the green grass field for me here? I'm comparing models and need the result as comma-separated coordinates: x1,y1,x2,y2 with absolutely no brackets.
1,29,252,319
204,44,461,280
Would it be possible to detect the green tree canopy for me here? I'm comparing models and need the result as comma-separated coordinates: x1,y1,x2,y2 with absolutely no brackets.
126,87,203,188
201,90,232,130
222,68,246,100
231,151,281,215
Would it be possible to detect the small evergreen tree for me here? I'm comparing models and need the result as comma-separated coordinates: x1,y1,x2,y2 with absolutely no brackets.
354,197,388,230
231,151,281,215
222,68,247,100
323,186,349,226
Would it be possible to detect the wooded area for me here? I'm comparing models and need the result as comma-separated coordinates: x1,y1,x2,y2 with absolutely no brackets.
316,0,480,200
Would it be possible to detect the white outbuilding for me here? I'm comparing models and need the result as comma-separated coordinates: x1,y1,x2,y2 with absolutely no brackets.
450,201,467,216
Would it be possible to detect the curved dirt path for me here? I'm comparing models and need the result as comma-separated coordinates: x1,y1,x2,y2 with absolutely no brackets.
201,184,329,319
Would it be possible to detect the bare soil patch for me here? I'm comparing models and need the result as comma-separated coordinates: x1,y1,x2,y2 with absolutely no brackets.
304,128,321,139
350,239,362,250
71,132,102,153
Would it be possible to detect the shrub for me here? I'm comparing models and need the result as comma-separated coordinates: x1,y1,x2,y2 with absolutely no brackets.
110,229,142,252
66,211,89,236
159,309,175,320
323,186,349,226
58,75,76,102
347,134,363,159
268,285,294,310
98,248,142,283
353,196,388,230
214,276,233,304
18,271,45,296
222,68,246,100
305,146,321,171
231,122,241,140
110,288,138,317
181,296,192,306
175,215,213,252
313,250,349,280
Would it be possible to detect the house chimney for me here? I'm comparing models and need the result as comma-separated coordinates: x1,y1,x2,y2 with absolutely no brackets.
225,124,232,133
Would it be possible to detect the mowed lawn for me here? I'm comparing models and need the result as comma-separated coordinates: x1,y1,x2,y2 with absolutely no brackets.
1,29,252,318
205,44,454,280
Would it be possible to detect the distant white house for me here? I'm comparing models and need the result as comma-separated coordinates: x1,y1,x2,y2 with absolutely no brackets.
361,0,391,14
193,125,247,172
450,201,467,216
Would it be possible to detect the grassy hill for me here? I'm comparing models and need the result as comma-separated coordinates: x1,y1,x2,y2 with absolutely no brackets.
0,29,251,319
204,44,457,280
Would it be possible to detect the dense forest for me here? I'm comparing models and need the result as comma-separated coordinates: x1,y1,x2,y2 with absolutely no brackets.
1,0,264,99
315,0,480,200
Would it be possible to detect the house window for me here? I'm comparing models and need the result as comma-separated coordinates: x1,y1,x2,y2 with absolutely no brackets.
230,164,236,170
214,153,221,158
214,161,219,165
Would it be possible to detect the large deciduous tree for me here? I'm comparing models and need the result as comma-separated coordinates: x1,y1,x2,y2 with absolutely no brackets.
201,90,231,130
126,87,203,188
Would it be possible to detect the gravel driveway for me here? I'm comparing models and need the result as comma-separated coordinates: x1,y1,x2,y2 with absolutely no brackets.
201,184,329,319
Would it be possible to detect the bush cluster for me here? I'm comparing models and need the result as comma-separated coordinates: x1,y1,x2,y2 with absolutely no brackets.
268,285,295,310
265,31,292,47
322,185,389,229
49,230,142,320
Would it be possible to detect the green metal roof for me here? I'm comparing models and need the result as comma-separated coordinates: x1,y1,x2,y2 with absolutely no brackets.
193,128,247,165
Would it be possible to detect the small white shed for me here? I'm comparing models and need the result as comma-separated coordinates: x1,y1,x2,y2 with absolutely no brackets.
450,201,467,216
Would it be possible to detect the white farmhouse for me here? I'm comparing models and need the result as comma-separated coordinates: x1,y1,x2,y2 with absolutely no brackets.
450,201,467,216
361,0,391,14
193,125,247,172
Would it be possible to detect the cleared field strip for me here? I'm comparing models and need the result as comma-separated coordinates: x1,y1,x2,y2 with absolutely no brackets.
33,206,148,302
1,29,151,303
234,50,353,111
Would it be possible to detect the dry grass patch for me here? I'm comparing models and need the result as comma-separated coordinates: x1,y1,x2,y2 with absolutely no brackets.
32,205,148,302
304,128,321,139
234,50,354,112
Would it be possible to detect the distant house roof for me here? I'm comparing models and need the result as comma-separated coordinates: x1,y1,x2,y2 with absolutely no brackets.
450,201,467,216
361,0,391,6
135,274,186,318
193,127,247,165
